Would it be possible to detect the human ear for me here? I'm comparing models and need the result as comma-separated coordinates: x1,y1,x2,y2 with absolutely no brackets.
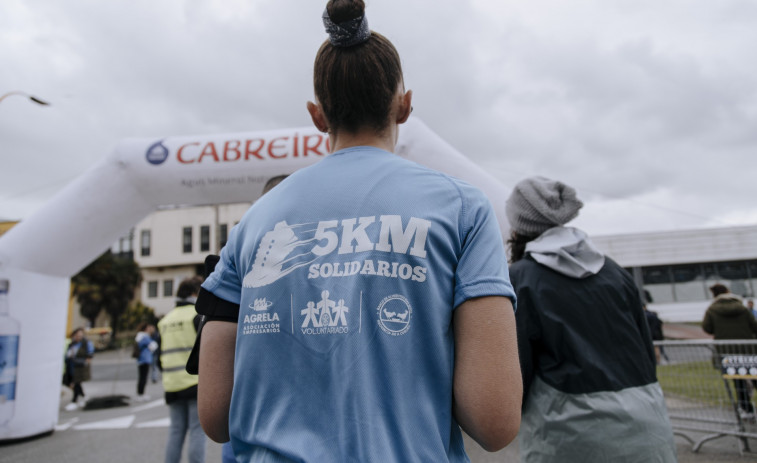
396,89,413,124
306,101,329,133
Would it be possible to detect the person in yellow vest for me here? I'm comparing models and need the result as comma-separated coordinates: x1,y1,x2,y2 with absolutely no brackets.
158,276,207,463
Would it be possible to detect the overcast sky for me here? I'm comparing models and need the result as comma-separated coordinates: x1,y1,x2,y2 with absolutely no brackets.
2,0,756,237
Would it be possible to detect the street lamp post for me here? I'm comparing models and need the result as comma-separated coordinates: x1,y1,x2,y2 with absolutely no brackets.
0,91,50,106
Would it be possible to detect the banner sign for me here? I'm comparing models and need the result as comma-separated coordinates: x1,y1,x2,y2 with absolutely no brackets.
721,355,757,379
0,117,511,440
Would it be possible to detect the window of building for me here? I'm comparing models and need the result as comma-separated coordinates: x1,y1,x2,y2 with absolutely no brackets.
639,259,757,304
147,280,158,298
704,261,752,298
118,231,133,253
219,224,228,249
749,260,757,298
163,279,174,297
671,264,706,302
140,230,151,257
183,227,192,253
642,266,674,304
200,225,210,252
112,230,134,259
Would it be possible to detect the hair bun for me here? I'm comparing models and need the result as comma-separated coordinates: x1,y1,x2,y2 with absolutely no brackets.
322,1,370,48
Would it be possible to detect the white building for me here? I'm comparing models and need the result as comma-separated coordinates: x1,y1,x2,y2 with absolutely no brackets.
592,225,757,322
113,203,251,315
115,205,757,322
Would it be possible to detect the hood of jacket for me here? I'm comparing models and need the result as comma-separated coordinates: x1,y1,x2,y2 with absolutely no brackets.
135,331,151,343
708,293,746,317
525,226,606,279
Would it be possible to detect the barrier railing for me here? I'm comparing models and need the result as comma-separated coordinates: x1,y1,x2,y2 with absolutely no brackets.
656,340,757,453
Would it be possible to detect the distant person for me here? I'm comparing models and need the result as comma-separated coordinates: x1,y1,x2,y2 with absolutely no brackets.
134,322,158,402
150,318,162,384
196,1,522,460
63,327,94,411
747,298,757,319
702,284,757,419
644,305,669,364
506,176,676,462
158,276,206,463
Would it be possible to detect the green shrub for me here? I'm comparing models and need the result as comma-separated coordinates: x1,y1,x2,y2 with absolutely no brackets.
119,301,157,332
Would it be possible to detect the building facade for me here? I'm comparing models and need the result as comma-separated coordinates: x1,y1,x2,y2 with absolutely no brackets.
116,203,251,316
592,225,757,322
115,206,757,322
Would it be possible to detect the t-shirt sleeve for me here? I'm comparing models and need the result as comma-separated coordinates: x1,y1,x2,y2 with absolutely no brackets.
452,184,516,309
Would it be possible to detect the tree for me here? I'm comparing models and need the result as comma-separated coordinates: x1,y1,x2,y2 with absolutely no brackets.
72,251,142,343
119,301,157,332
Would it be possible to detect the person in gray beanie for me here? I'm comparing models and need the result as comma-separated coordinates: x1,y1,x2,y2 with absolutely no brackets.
505,176,583,237
506,176,677,463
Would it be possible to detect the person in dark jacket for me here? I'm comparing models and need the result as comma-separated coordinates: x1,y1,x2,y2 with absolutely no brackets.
506,176,676,463
644,305,669,364
64,327,94,411
702,283,757,418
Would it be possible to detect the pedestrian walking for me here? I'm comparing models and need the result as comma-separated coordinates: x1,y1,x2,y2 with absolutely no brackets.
63,327,94,411
134,322,158,402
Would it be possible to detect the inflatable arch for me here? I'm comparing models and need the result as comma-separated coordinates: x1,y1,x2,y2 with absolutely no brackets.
0,117,510,440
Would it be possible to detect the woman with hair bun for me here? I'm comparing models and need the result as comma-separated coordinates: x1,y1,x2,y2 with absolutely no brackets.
197,1,522,461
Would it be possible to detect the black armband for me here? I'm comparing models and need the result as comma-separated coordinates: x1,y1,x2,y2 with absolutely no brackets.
196,287,240,323
185,254,239,375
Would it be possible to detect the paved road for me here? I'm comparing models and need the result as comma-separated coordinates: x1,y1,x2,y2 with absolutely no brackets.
1,346,756,462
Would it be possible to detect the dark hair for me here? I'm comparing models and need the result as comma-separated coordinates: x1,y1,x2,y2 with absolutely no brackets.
262,175,288,195
314,0,403,134
506,231,538,264
137,321,149,332
709,283,729,298
177,276,203,299
70,327,85,338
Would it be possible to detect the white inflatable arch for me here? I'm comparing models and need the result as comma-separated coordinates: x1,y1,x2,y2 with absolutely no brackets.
0,117,510,440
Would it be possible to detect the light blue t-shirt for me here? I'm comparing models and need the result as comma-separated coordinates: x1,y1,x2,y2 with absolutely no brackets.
203,146,515,462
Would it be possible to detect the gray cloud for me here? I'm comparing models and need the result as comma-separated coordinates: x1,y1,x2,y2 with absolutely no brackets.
1,0,756,236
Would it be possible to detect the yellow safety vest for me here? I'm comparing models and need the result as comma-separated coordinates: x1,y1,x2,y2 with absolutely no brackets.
158,305,199,392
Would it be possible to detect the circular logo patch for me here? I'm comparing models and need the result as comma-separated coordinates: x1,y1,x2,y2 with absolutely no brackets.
377,294,411,336
146,140,169,165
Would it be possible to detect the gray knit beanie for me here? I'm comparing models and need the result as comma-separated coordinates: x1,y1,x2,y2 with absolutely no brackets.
505,176,583,236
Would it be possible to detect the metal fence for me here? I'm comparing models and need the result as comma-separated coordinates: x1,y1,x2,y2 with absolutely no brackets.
656,340,757,453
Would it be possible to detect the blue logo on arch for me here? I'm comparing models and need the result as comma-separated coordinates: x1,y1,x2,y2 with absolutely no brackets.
146,140,169,165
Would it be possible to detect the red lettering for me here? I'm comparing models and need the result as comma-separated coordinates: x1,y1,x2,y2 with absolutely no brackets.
224,140,241,161
245,139,265,160
177,142,200,164
293,133,299,157
303,134,327,157
198,142,220,163
268,137,288,159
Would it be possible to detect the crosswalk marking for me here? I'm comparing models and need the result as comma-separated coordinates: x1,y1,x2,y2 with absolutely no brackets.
136,417,170,428
131,399,165,412
73,415,135,430
54,417,79,431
